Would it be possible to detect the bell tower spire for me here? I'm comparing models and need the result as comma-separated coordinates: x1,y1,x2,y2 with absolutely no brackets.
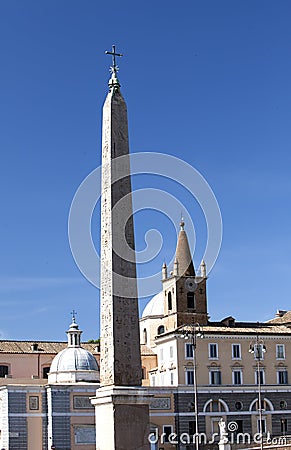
174,218,195,276
162,219,208,330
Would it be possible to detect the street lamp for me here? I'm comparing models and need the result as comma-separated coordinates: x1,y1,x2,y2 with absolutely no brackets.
180,323,204,450
249,335,266,450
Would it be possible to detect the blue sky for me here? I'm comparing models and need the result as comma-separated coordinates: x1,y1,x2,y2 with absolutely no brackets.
0,1,290,341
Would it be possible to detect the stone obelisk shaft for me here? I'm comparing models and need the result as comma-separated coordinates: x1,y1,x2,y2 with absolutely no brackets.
100,76,142,387
92,61,150,450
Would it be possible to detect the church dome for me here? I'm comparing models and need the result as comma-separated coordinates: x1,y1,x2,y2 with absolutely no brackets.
48,316,100,383
50,347,99,373
142,291,164,318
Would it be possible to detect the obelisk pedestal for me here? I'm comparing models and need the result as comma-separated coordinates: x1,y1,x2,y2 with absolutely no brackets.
91,48,151,450
92,387,151,450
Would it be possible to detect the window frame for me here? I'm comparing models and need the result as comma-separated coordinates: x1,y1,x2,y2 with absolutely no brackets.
257,417,267,434
281,418,288,435
168,292,172,310
185,343,194,359
162,425,173,444
277,370,288,385
0,365,9,378
276,344,285,360
232,343,241,360
186,369,194,385
255,368,265,385
187,292,195,310
170,372,174,386
232,369,243,385
208,343,218,359
169,345,174,359
209,369,222,385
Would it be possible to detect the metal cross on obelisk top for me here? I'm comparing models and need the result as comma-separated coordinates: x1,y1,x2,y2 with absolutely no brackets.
105,45,123,71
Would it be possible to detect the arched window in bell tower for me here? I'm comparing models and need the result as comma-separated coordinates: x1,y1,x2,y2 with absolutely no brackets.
187,292,195,310
168,292,172,311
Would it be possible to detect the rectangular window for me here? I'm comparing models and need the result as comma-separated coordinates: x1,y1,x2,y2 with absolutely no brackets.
185,343,193,359
187,293,195,309
233,370,242,385
210,370,221,385
232,344,241,359
255,369,265,385
151,375,155,387
278,370,288,385
281,419,287,435
162,425,173,443
42,367,50,378
236,420,244,434
186,370,194,385
170,346,174,359
170,372,174,386
276,344,285,360
0,365,8,378
189,420,196,436
257,418,266,434
160,348,164,362
209,343,218,359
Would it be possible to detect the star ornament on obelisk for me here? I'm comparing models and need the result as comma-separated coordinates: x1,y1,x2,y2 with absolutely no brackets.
91,46,151,450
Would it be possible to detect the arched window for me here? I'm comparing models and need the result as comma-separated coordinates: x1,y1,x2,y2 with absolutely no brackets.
157,325,165,335
0,365,9,378
168,292,172,310
204,399,228,413
143,328,147,345
187,292,195,309
250,398,273,412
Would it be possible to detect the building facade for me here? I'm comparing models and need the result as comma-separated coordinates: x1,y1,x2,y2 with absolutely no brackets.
140,221,291,448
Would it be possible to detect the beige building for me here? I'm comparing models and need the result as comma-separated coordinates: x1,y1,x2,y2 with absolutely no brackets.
140,221,291,448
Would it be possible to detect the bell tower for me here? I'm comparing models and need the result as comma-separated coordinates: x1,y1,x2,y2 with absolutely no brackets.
162,220,208,331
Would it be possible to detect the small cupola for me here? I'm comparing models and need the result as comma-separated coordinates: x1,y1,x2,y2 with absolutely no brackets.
67,311,82,348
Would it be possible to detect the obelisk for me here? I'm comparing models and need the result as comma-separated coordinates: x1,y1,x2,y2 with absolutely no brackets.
91,46,150,450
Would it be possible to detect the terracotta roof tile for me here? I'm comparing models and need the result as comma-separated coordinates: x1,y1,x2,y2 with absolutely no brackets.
267,310,291,324
0,341,100,354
